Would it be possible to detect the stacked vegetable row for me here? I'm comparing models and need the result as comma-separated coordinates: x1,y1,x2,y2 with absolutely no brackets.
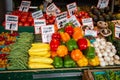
7,32,34,70
28,43,54,69
50,23,100,68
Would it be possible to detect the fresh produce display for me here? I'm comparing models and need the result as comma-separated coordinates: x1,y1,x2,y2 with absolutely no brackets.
28,43,54,69
7,32,34,70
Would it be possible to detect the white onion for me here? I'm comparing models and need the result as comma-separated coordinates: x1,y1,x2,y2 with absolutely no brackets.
100,61,106,67
99,57,104,62
108,61,114,65
114,55,120,60
97,52,102,58
103,52,108,57
104,57,111,62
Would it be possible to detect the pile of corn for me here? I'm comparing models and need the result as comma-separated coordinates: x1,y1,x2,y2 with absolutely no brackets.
28,43,54,69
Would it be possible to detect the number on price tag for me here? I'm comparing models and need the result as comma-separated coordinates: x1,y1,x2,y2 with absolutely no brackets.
19,1,31,12
82,18,94,29
67,2,77,16
97,0,109,9
34,19,46,34
115,24,120,39
85,30,97,37
41,25,55,43
5,15,18,31
69,15,81,27
32,10,43,19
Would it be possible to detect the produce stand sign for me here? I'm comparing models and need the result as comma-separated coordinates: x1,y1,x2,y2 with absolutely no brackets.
56,11,68,29
115,24,120,39
68,15,81,27
41,25,55,43
32,10,43,19
82,18,94,29
67,2,77,16
97,0,109,9
19,1,31,12
34,19,46,34
5,15,18,31
85,30,97,37
46,3,61,16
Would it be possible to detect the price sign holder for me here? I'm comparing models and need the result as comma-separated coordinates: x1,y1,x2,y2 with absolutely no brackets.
97,0,109,9
85,29,97,37
67,2,77,16
115,24,120,39
5,15,18,33
82,18,94,29
34,19,46,34
41,25,55,43
46,3,61,16
32,10,43,19
56,11,68,29
69,15,81,27
19,1,31,12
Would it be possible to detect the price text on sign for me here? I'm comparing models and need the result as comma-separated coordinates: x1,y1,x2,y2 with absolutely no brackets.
34,19,46,34
85,30,97,37
82,18,94,29
32,10,43,19
57,18,68,29
46,3,61,15
56,11,67,21
115,24,120,39
41,25,55,43
67,2,77,16
97,0,109,9
69,15,81,27
19,1,31,12
5,15,18,31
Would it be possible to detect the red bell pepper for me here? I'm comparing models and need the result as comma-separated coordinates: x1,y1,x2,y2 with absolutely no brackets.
52,32,61,41
50,39,60,51
65,25,74,36
77,38,88,51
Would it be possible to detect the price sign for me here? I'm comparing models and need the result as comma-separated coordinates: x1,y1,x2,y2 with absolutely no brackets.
19,1,31,12
56,12,68,29
34,19,46,34
5,15,18,31
115,24,120,39
46,3,61,16
97,0,109,9
67,2,77,16
85,30,97,37
41,25,55,43
82,18,94,29
32,10,43,19
69,15,81,27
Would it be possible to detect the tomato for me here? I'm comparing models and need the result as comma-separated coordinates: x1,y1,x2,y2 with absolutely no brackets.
18,22,23,26
20,18,27,23
23,22,30,26
31,22,34,26
27,17,33,23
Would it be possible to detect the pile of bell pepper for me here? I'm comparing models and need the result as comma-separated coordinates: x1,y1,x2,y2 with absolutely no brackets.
50,22,100,68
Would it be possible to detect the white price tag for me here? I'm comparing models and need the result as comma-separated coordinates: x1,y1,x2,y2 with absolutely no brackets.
85,30,97,37
32,10,43,19
34,19,46,34
46,3,61,16
56,11,68,21
5,15,18,31
19,1,31,12
67,2,77,16
97,0,109,9
115,24,120,39
41,25,55,43
82,18,94,29
69,15,81,27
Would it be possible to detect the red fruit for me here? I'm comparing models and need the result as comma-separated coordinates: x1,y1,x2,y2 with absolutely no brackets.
23,22,30,26
20,18,27,23
52,32,61,41
65,26,74,36
18,22,23,26
27,17,33,23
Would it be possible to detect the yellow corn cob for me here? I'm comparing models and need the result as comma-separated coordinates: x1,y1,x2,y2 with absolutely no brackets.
29,52,51,58
29,56,53,64
29,62,54,69
29,51,49,56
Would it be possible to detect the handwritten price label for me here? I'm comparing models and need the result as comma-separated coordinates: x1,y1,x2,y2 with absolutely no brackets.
97,0,109,9
82,18,94,29
19,1,31,12
85,30,97,37
115,24,120,39
32,10,43,19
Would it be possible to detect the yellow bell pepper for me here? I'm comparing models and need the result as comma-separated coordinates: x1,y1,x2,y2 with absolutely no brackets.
88,56,100,66
77,56,88,67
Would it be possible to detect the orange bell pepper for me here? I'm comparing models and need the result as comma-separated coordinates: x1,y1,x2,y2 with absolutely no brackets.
51,51,58,58
71,49,83,61
57,45,68,57
72,27,83,41
60,32,70,42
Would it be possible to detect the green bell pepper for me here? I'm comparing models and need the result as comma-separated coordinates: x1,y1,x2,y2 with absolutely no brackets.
66,39,78,51
53,56,63,68
84,46,95,59
64,55,77,68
